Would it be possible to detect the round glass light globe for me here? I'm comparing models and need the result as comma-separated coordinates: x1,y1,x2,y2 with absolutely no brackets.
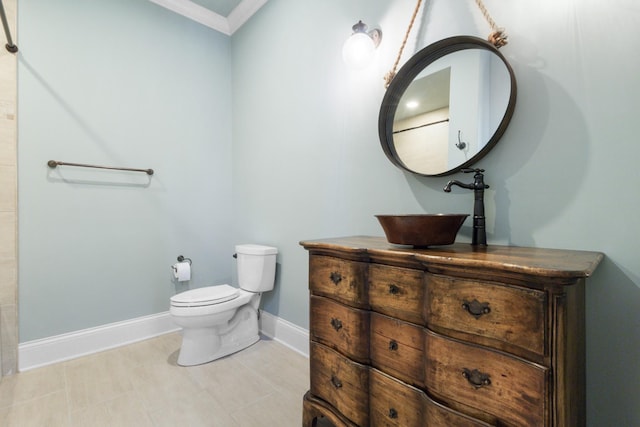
342,32,375,69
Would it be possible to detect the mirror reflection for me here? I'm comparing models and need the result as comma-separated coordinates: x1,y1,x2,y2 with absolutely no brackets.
379,36,517,176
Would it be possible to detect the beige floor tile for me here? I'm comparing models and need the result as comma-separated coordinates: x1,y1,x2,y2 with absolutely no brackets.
0,390,69,427
230,390,303,427
64,347,135,387
133,366,204,414
0,363,66,408
186,355,277,412
245,341,310,398
148,389,239,427
130,357,197,389
70,392,152,427
65,370,134,413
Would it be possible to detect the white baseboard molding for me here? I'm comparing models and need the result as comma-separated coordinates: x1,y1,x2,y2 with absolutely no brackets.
18,312,180,372
258,310,309,357
18,310,309,372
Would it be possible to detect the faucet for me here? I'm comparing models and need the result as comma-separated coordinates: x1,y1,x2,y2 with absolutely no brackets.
444,168,490,246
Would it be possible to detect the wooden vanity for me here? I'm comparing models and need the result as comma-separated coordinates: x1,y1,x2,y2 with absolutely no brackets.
300,236,602,427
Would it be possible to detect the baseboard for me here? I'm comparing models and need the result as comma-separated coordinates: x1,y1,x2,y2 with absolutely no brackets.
18,312,180,372
18,310,310,372
258,310,309,357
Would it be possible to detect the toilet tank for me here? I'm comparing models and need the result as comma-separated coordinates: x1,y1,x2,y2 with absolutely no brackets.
236,244,278,292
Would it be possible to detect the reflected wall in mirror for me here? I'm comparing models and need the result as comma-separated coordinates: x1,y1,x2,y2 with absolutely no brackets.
379,36,517,176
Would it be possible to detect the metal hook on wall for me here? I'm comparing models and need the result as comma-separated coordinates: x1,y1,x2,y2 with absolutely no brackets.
456,130,467,150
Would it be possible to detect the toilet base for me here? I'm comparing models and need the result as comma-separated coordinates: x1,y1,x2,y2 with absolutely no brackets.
176,305,260,366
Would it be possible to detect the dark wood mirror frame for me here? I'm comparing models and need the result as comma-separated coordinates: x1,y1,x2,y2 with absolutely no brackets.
379,36,517,177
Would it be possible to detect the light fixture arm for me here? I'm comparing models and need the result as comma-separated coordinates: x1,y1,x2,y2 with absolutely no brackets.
351,20,382,48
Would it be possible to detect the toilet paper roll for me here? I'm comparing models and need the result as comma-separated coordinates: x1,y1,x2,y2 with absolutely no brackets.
173,262,191,282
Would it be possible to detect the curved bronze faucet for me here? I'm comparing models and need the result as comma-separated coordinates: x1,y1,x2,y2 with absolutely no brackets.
444,168,490,246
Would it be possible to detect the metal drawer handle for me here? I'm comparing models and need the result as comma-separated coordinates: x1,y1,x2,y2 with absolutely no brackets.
330,317,343,331
462,299,491,319
388,408,398,419
388,340,398,351
462,368,491,388
388,284,400,295
330,375,342,389
330,271,342,285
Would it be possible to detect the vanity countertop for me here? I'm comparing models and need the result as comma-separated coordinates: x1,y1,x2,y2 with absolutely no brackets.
300,236,604,284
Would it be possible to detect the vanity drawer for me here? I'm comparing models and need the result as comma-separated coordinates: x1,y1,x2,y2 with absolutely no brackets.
425,330,548,427
370,312,424,387
310,342,369,427
370,368,495,427
309,255,368,308
370,368,422,426
369,264,424,324
310,295,370,362
426,273,546,357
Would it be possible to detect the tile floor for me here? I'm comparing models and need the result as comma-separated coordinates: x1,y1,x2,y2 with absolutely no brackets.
0,333,310,426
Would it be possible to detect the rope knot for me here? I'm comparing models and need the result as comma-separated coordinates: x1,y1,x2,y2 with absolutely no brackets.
488,29,508,48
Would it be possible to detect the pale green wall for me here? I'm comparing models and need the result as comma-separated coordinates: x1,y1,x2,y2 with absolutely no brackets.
231,1,640,426
18,0,234,340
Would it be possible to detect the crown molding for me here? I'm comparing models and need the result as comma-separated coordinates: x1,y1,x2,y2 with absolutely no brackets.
227,0,268,34
149,0,267,36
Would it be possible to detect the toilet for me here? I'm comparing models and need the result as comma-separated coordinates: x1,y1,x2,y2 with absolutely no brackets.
170,244,278,366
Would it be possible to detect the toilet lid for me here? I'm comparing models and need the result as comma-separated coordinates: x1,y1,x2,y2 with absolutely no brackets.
170,285,240,307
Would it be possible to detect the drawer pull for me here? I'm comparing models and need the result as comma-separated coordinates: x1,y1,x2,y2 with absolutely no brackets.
329,271,343,285
330,375,343,389
462,368,491,388
330,317,343,331
388,408,398,419
388,284,400,295
462,299,491,318
388,340,398,351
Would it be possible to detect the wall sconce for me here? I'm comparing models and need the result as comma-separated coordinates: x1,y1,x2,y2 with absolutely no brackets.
342,20,382,69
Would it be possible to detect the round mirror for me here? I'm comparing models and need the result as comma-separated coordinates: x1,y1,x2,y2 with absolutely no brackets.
379,36,517,176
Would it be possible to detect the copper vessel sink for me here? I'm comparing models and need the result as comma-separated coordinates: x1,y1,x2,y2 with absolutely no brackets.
376,214,469,247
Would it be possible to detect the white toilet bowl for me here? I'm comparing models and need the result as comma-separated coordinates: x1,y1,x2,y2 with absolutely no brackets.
170,244,277,366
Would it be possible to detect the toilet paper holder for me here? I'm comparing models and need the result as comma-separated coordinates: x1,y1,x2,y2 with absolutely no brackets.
172,255,192,282
172,255,192,273
176,255,192,265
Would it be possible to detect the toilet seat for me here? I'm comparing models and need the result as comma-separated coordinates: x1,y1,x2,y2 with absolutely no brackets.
170,285,239,308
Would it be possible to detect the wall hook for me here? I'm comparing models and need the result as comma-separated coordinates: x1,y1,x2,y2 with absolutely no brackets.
456,130,467,150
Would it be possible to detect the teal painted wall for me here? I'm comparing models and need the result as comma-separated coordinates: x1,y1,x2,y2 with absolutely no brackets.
231,1,640,426
18,0,234,340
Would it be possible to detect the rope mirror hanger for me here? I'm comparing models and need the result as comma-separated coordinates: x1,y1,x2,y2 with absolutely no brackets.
383,0,508,89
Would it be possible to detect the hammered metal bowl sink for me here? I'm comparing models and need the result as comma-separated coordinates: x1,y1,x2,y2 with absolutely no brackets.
376,214,469,247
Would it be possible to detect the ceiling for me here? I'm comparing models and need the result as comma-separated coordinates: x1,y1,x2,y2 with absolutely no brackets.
148,0,268,35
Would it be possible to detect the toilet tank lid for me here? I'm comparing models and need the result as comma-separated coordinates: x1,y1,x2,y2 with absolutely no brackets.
170,284,239,306
235,244,278,255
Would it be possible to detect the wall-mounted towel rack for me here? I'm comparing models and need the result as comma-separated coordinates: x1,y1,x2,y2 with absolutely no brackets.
0,0,18,53
47,160,154,175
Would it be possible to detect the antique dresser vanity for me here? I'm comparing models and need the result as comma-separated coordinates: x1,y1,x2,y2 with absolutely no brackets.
300,236,603,426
